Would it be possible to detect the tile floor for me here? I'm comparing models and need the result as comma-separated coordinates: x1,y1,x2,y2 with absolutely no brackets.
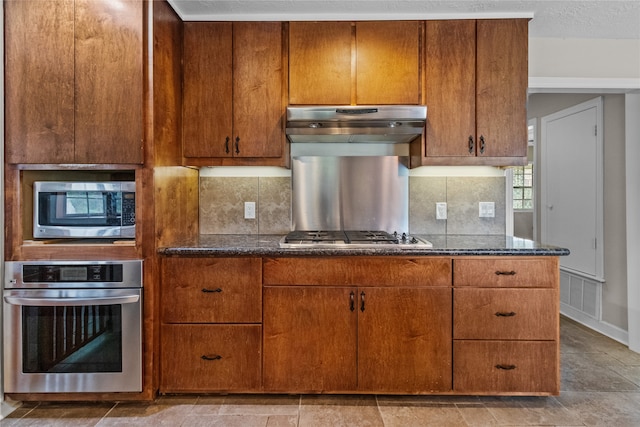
2,316,640,426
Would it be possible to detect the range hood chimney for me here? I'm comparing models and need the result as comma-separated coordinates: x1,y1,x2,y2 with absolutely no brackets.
286,105,427,143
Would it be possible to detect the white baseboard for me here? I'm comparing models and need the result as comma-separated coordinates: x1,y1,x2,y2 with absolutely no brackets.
561,303,630,346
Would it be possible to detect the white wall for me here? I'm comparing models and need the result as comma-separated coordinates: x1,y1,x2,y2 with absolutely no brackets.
529,37,640,90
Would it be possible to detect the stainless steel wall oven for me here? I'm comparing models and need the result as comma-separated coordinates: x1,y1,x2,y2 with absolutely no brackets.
3,260,143,393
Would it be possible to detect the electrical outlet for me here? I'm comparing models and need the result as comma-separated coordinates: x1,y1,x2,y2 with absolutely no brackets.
479,202,495,218
436,202,447,220
244,201,256,219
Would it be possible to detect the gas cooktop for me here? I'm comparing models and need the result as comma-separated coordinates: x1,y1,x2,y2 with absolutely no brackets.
279,230,432,249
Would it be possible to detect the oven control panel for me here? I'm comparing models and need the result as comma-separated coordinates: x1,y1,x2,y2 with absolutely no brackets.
4,260,143,288
22,264,123,283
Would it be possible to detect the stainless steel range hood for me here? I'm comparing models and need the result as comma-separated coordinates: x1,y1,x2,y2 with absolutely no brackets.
286,105,426,143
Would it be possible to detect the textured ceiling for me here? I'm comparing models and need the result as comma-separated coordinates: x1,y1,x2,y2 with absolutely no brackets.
168,0,640,39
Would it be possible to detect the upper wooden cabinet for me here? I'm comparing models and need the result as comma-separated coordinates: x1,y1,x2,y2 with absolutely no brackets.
424,19,528,165
4,0,144,165
182,22,284,164
289,21,421,105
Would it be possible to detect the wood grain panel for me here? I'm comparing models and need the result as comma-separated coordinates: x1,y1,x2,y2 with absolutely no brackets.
233,22,283,158
454,341,559,394
453,257,558,288
263,286,357,392
161,258,262,323
74,0,143,164
358,287,452,392
263,257,452,286
161,324,262,392
424,20,476,158
4,0,75,164
288,21,352,105
356,21,421,105
182,22,233,157
454,288,558,340
476,19,528,159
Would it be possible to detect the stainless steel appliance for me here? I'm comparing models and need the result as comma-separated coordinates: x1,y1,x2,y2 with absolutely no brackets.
291,154,410,232
33,181,136,239
280,230,432,249
3,260,143,393
286,105,426,143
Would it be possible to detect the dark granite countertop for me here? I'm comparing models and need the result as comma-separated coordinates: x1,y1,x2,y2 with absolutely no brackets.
158,234,570,257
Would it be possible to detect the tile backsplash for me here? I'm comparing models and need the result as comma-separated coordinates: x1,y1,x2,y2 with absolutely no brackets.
200,175,505,235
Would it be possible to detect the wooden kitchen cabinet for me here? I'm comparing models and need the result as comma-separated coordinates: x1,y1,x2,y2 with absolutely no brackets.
423,19,528,166
452,257,560,395
262,257,452,393
161,324,262,392
160,257,263,392
4,0,144,164
182,22,284,164
289,21,421,105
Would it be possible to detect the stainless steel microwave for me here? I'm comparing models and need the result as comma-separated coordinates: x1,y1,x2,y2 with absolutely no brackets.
33,181,136,239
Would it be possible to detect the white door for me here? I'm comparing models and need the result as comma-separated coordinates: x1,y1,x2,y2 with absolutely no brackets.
541,97,603,279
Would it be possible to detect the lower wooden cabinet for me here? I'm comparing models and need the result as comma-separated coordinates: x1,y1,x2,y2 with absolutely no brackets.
263,286,452,393
454,341,559,394
452,257,560,395
161,324,262,392
158,255,560,396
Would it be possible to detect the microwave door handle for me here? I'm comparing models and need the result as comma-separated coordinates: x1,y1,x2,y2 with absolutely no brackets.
4,295,140,307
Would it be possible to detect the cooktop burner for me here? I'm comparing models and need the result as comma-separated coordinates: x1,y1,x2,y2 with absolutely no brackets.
281,230,432,248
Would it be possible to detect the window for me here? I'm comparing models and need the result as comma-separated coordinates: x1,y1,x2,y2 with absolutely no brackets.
513,164,533,209
513,123,535,210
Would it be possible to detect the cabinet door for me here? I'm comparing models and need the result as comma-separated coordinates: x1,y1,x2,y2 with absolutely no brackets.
74,0,143,164
161,324,262,392
356,21,421,105
288,22,352,105
161,258,262,323
476,19,528,159
233,22,283,158
358,287,452,392
263,286,357,392
5,0,75,164
424,20,476,158
183,22,233,158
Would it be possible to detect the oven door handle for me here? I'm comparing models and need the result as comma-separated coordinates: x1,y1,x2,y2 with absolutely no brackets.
4,295,140,307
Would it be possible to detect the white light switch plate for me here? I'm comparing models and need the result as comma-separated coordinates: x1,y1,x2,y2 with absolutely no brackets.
244,201,256,219
479,202,495,218
436,202,447,220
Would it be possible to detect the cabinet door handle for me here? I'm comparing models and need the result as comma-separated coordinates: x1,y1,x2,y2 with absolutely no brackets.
201,354,222,361
360,291,366,312
479,135,486,154
235,136,240,154
350,291,355,312
495,311,516,317
202,288,223,293
468,135,474,153
495,270,517,276
225,136,230,154
495,364,516,370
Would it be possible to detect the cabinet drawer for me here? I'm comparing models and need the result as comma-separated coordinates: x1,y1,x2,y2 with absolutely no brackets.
454,288,558,340
263,257,451,287
161,257,261,323
454,341,559,394
453,257,558,288
161,324,262,392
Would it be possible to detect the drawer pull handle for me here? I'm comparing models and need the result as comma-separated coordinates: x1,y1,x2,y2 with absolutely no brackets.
350,291,355,312
360,291,366,312
202,288,223,293
201,354,222,361
495,364,516,370
495,311,516,317
495,270,517,276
